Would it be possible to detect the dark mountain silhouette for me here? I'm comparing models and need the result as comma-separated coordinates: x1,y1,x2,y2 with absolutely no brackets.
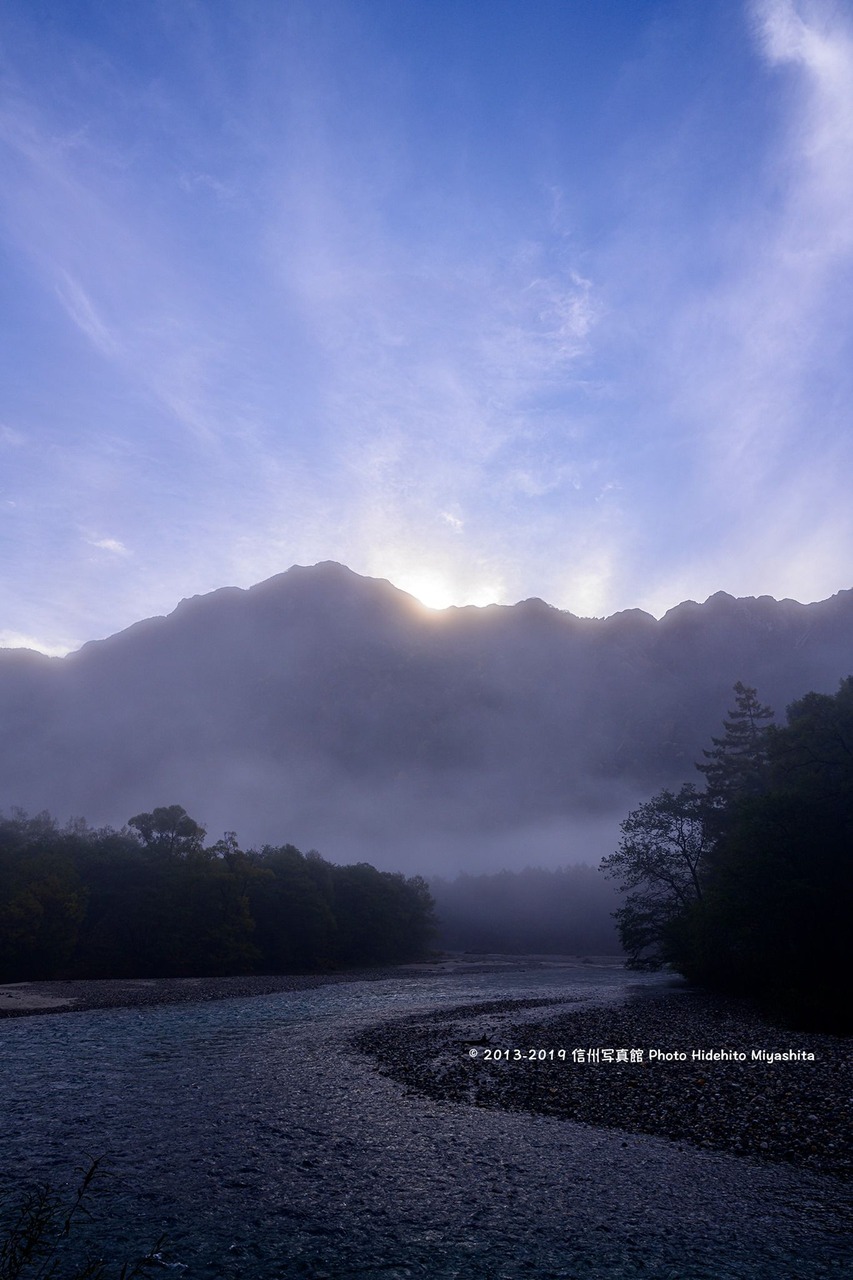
1,562,851,873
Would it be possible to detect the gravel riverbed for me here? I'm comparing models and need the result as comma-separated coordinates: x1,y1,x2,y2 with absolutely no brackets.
4,967,850,1180
0,968,409,1016
353,988,852,1181
2,965,850,1276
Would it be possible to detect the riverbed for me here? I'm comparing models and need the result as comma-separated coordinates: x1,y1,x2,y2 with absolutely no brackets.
0,961,848,1278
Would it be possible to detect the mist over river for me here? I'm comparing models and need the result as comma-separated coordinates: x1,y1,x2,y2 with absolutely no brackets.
1,963,848,1279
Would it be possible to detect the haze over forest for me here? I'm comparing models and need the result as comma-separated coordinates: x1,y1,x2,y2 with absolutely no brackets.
2,562,850,876
2,6,852,1275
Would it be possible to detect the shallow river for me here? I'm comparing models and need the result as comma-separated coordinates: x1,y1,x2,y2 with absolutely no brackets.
0,964,848,1278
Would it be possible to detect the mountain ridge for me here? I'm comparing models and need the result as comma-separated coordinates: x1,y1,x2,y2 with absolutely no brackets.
1,563,851,873
5,563,849,661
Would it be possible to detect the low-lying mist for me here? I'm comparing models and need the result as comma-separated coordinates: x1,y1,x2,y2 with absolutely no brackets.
430,864,620,955
1,563,851,879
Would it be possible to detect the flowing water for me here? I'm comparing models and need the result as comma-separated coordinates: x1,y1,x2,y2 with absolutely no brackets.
0,964,847,1279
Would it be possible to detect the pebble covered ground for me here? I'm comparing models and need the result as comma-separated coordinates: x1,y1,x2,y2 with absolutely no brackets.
353,988,852,1180
2,967,850,1277
0,969,408,1016
5,969,850,1181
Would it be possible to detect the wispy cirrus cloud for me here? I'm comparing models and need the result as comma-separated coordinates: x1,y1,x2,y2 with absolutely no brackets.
632,0,853,613
1,1,613,635
55,271,121,357
1,0,851,652
0,68,252,450
268,131,603,602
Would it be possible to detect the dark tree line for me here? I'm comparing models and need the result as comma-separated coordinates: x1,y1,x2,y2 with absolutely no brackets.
0,806,435,981
601,679,853,1031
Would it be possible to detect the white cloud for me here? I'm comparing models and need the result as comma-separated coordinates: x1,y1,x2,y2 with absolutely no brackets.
0,75,244,450
0,425,26,447
280,202,598,526
88,537,130,556
55,271,120,357
625,0,853,609
178,170,236,201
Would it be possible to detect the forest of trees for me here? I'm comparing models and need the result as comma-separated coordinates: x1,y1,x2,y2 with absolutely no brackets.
4,678,850,1018
601,679,852,1031
0,805,436,980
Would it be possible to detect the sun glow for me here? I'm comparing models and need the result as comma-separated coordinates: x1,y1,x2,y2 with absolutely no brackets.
398,572,458,610
397,571,502,611
0,630,74,656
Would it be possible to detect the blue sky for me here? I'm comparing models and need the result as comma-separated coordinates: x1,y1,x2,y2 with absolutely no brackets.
2,0,852,654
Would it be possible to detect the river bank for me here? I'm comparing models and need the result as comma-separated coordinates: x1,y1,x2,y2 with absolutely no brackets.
0,969,405,1016
2,961,849,1277
0,953,617,1016
4,961,848,1181
354,987,851,1180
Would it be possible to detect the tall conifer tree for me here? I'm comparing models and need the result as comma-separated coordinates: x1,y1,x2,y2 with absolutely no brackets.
696,682,774,807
